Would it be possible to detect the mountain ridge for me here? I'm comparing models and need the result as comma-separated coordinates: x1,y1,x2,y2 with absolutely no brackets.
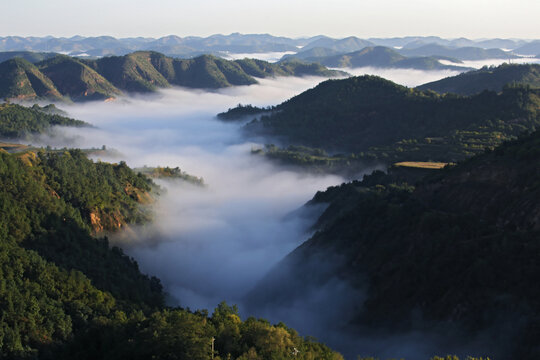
0,51,345,101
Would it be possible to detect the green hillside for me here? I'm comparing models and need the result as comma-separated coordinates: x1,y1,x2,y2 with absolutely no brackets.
247,131,540,359
0,103,87,139
229,75,540,166
87,51,172,92
38,55,123,101
418,63,540,95
0,148,342,359
0,58,63,101
86,51,345,91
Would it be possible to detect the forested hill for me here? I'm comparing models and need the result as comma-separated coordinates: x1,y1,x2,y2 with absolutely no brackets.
231,75,540,164
247,131,540,359
418,63,540,95
0,103,87,139
0,148,343,359
0,51,345,101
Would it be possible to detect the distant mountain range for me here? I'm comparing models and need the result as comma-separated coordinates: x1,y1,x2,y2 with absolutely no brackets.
0,34,538,59
282,46,470,71
0,51,345,102
397,43,518,61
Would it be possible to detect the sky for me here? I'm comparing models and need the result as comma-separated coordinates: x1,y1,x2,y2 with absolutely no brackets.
1,0,539,39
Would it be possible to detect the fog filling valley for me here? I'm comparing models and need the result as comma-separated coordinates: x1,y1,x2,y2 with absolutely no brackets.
39,76,347,313
32,68,507,359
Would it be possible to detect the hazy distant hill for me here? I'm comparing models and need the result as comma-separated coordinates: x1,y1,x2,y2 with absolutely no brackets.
246,130,540,359
418,63,540,95
280,47,343,62
289,46,468,71
0,51,345,101
0,34,312,58
514,40,540,56
301,36,374,52
367,36,527,50
0,35,536,59
398,43,519,60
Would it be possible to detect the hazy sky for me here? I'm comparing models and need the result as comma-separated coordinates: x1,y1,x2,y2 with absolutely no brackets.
1,0,538,39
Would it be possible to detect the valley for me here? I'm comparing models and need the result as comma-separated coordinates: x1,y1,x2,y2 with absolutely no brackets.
0,35,539,360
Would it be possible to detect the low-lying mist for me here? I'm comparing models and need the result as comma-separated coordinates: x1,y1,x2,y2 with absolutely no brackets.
31,71,503,359
335,67,463,87
36,76,346,312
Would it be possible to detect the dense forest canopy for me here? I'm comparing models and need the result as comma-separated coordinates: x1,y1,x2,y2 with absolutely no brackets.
0,147,343,359
217,69,540,172
247,131,540,359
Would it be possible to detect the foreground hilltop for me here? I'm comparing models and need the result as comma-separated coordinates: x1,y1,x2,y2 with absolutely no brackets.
247,130,540,359
0,51,345,102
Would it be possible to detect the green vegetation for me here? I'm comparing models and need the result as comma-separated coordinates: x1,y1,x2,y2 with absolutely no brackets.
0,103,87,139
0,58,63,101
249,131,540,359
418,63,540,95
85,52,344,92
0,148,343,359
228,75,540,167
35,149,155,233
38,55,123,101
252,144,367,176
217,103,272,121
135,165,205,186
0,51,345,101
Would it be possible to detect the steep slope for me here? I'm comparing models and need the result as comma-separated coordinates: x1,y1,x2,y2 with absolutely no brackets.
172,54,258,88
236,76,540,163
88,51,172,92
514,40,540,56
38,55,123,101
247,131,540,359
0,147,343,360
0,58,62,101
398,43,519,60
418,63,540,95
